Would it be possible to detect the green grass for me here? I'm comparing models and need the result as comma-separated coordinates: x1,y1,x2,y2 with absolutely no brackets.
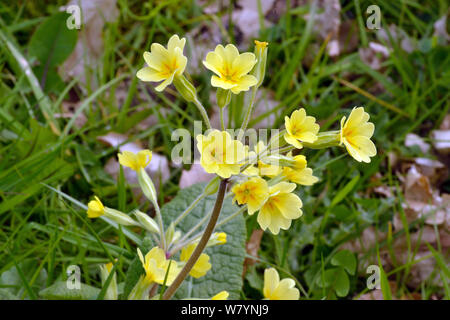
0,0,449,300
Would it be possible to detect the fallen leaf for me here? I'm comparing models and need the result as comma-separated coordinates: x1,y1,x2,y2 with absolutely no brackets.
404,133,430,153
179,163,215,189
377,24,416,53
431,130,450,155
359,42,390,70
60,0,119,87
433,14,450,44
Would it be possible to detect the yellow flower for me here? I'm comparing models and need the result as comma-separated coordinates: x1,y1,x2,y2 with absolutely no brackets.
244,141,282,178
203,44,257,94
282,152,318,186
211,291,229,300
180,243,211,279
87,196,105,218
257,182,303,234
284,108,320,149
196,130,246,179
340,107,377,163
254,40,268,49
117,150,152,171
137,247,180,285
217,232,227,244
232,177,269,215
263,268,299,300
136,35,187,92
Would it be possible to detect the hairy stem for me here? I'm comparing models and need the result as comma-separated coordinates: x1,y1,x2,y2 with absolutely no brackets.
238,86,257,140
162,178,228,300
194,98,212,130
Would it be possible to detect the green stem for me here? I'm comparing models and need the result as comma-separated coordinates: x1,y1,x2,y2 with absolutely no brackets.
172,206,246,254
193,98,212,130
238,86,258,140
162,179,228,300
173,192,207,227
220,107,226,131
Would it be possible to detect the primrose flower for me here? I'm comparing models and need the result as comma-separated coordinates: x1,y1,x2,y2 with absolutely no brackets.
232,177,269,215
118,149,152,172
284,108,320,149
263,268,299,300
211,291,229,300
180,243,212,278
282,152,319,186
257,182,303,235
340,107,377,163
196,130,246,179
216,232,227,244
244,141,282,178
136,35,187,92
87,196,105,218
203,44,257,94
208,232,227,246
137,247,180,285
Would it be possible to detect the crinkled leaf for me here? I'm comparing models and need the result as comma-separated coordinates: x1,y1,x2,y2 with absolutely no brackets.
0,259,47,298
162,183,246,300
39,281,100,300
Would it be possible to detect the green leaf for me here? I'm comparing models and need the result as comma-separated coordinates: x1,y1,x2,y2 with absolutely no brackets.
0,259,47,298
330,174,360,207
162,183,246,300
334,268,350,297
315,267,349,297
331,250,357,275
39,281,100,300
28,12,77,68
377,247,392,300
0,289,17,300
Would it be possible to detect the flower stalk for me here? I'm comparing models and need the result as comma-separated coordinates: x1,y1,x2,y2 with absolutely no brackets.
162,178,228,300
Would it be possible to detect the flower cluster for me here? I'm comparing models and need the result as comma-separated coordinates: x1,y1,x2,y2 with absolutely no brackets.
82,34,376,301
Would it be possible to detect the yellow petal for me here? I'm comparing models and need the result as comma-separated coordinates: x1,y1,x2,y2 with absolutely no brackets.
136,67,166,82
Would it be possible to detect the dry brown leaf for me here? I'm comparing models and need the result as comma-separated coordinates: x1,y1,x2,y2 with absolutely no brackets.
439,114,450,130
54,101,87,128
359,42,390,71
405,133,431,153
60,0,119,87
358,289,385,300
243,229,264,275
179,163,215,189
377,24,415,53
434,14,450,44
431,130,450,155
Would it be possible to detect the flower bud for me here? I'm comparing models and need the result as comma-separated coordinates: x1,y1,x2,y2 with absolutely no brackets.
204,176,220,196
104,207,139,226
99,262,118,300
137,168,158,206
133,210,160,234
128,275,151,300
207,232,227,247
302,131,341,149
165,222,176,245
216,88,231,109
262,154,296,168
173,74,197,102
252,40,268,87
